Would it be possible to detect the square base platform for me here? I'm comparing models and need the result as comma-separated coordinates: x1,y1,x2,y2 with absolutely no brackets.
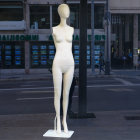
43,129,74,138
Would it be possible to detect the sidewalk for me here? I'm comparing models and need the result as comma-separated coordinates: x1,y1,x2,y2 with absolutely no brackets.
0,69,140,81
0,110,140,140
0,72,52,81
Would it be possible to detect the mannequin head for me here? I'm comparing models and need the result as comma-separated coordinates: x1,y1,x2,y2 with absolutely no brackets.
58,4,70,19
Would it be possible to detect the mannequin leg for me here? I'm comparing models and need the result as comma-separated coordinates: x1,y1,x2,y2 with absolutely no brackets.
68,77,76,114
62,66,74,133
52,67,62,133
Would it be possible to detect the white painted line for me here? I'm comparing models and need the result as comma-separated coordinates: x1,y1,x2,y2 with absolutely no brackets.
1,84,140,92
134,77,140,80
20,90,54,94
0,86,54,91
16,96,78,101
20,85,37,87
87,85,124,88
114,78,134,86
106,88,134,92
87,84,140,88
17,97,54,100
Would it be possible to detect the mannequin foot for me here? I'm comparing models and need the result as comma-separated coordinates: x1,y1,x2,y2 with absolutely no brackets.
56,118,61,133
56,128,61,134
62,121,68,133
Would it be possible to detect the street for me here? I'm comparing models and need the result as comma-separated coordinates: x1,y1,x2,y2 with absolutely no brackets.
1,76,140,115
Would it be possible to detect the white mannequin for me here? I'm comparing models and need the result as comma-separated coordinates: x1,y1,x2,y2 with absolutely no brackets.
52,4,74,134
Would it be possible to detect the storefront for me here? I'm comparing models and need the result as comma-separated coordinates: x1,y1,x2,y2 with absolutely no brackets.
0,34,105,71
111,14,134,68
30,41,54,68
110,0,140,68
0,0,25,72
30,33,106,69
0,41,24,69
47,33,105,68
0,34,39,69
0,0,106,74
71,34,105,68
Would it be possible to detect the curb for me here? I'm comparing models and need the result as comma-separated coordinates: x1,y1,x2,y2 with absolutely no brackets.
0,76,52,82
0,74,138,82
88,74,139,78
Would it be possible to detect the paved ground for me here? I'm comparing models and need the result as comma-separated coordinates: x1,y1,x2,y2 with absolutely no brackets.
1,69,140,140
0,110,140,140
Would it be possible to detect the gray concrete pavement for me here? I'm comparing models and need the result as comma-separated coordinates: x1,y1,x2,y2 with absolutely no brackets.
0,110,140,140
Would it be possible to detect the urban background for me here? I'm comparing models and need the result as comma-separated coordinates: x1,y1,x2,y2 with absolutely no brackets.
1,1,140,140
0,0,140,74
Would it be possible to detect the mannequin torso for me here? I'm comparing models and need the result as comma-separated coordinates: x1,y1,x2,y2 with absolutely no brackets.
52,25,74,73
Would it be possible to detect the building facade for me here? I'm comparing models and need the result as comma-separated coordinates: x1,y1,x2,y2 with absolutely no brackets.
110,0,140,68
0,0,106,74
0,0,140,74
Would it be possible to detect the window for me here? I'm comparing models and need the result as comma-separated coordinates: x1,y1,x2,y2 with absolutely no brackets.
88,4,104,29
0,2,23,21
0,42,25,69
95,5,104,29
30,42,56,68
138,14,140,41
88,4,91,29
68,4,104,29
69,4,80,29
52,5,60,27
30,6,50,29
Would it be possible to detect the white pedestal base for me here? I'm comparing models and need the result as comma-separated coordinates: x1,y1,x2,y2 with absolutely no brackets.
43,129,74,138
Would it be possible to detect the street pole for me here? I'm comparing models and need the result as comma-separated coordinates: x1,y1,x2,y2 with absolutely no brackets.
91,0,95,74
78,0,88,116
70,0,95,118
105,0,111,75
